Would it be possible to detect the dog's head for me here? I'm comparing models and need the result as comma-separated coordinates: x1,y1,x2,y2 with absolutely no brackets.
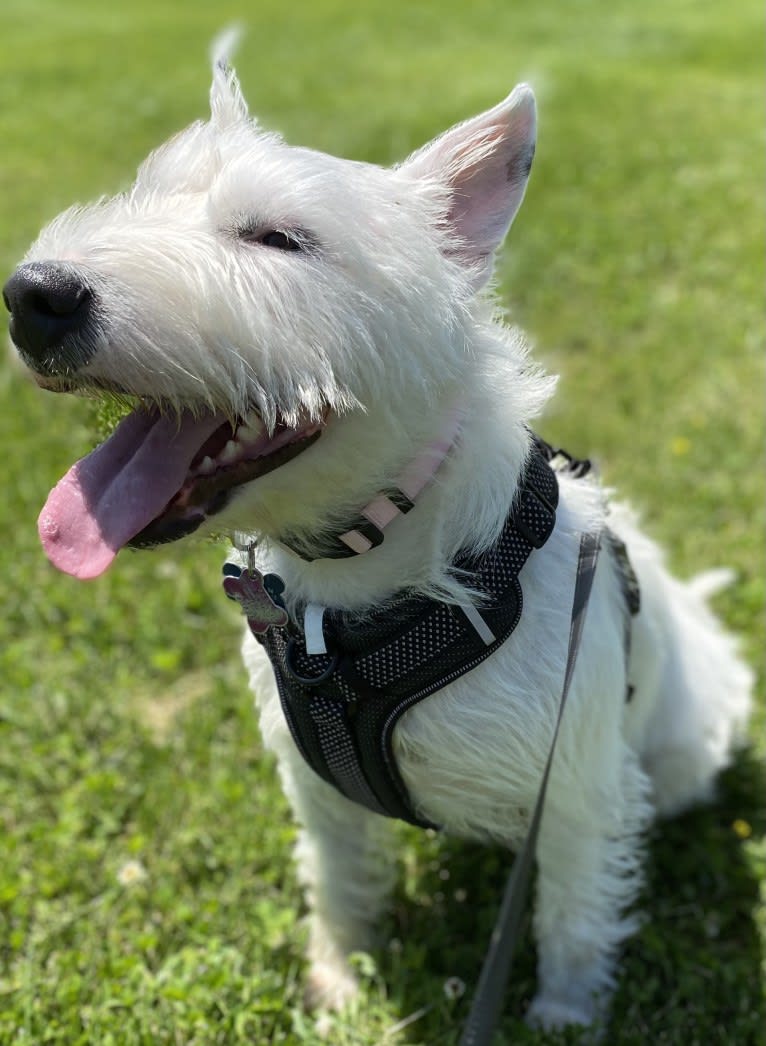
4,41,537,578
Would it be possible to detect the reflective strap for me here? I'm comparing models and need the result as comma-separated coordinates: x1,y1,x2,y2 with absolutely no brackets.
459,603,496,646
304,603,328,656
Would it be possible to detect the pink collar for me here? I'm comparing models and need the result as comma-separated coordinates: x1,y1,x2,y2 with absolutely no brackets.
256,403,464,562
335,404,464,556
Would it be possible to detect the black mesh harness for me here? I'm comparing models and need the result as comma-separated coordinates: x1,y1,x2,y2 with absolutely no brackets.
223,436,640,1046
237,439,579,829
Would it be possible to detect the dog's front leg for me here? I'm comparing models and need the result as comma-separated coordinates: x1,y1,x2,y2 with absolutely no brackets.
526,747,651,1033
276,748,398,1012
247,640,397,1010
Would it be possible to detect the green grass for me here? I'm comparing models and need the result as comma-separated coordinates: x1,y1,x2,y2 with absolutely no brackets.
0,1,763,1043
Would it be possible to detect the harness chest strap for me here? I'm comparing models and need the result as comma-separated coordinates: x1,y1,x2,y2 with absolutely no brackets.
258,442,560,827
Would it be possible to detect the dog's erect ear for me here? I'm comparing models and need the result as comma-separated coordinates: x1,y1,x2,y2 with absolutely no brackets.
402,85,536,286
209,26,249,127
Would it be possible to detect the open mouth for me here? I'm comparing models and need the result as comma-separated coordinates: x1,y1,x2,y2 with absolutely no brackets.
38,404,324,579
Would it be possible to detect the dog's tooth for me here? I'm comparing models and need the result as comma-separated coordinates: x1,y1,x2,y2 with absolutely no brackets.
197,455,216,475
219,440,240,465
238,415,265,443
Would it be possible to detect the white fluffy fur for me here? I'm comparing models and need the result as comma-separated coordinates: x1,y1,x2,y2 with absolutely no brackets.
19,53,752,1034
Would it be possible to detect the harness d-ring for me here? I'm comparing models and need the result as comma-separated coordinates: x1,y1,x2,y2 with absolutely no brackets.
285,638,339,686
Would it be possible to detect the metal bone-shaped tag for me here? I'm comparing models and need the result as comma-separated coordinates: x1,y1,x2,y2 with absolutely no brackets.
222,562,289,636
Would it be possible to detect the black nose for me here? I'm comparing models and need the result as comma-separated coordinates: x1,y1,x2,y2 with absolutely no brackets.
3,261,96,374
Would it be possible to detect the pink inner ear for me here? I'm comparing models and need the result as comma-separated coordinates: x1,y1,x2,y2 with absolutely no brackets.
403,86,537,286
447,109,536,268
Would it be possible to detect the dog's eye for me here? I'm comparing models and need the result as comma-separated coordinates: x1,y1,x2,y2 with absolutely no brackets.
243,229,303,251
262,230,302,250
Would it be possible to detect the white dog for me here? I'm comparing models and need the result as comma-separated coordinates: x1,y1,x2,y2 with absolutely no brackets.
4,45,752,1035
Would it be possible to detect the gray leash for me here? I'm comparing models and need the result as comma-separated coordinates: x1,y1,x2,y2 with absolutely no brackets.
459,529,603,1046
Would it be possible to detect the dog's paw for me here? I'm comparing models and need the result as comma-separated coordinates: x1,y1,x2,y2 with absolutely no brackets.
304,958,360,1013
526,994,602,1036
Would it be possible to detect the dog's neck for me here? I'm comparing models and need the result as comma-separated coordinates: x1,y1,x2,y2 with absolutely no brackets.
234,317,553,610
260,391,536,611
273,403,465,563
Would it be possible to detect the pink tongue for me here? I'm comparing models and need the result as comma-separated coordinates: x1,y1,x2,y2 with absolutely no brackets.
38,409,225,579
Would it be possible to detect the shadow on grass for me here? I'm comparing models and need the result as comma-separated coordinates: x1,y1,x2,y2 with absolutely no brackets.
379,748,765,1045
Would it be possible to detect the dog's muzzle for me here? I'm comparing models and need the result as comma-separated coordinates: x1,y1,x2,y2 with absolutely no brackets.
3,260,98,376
